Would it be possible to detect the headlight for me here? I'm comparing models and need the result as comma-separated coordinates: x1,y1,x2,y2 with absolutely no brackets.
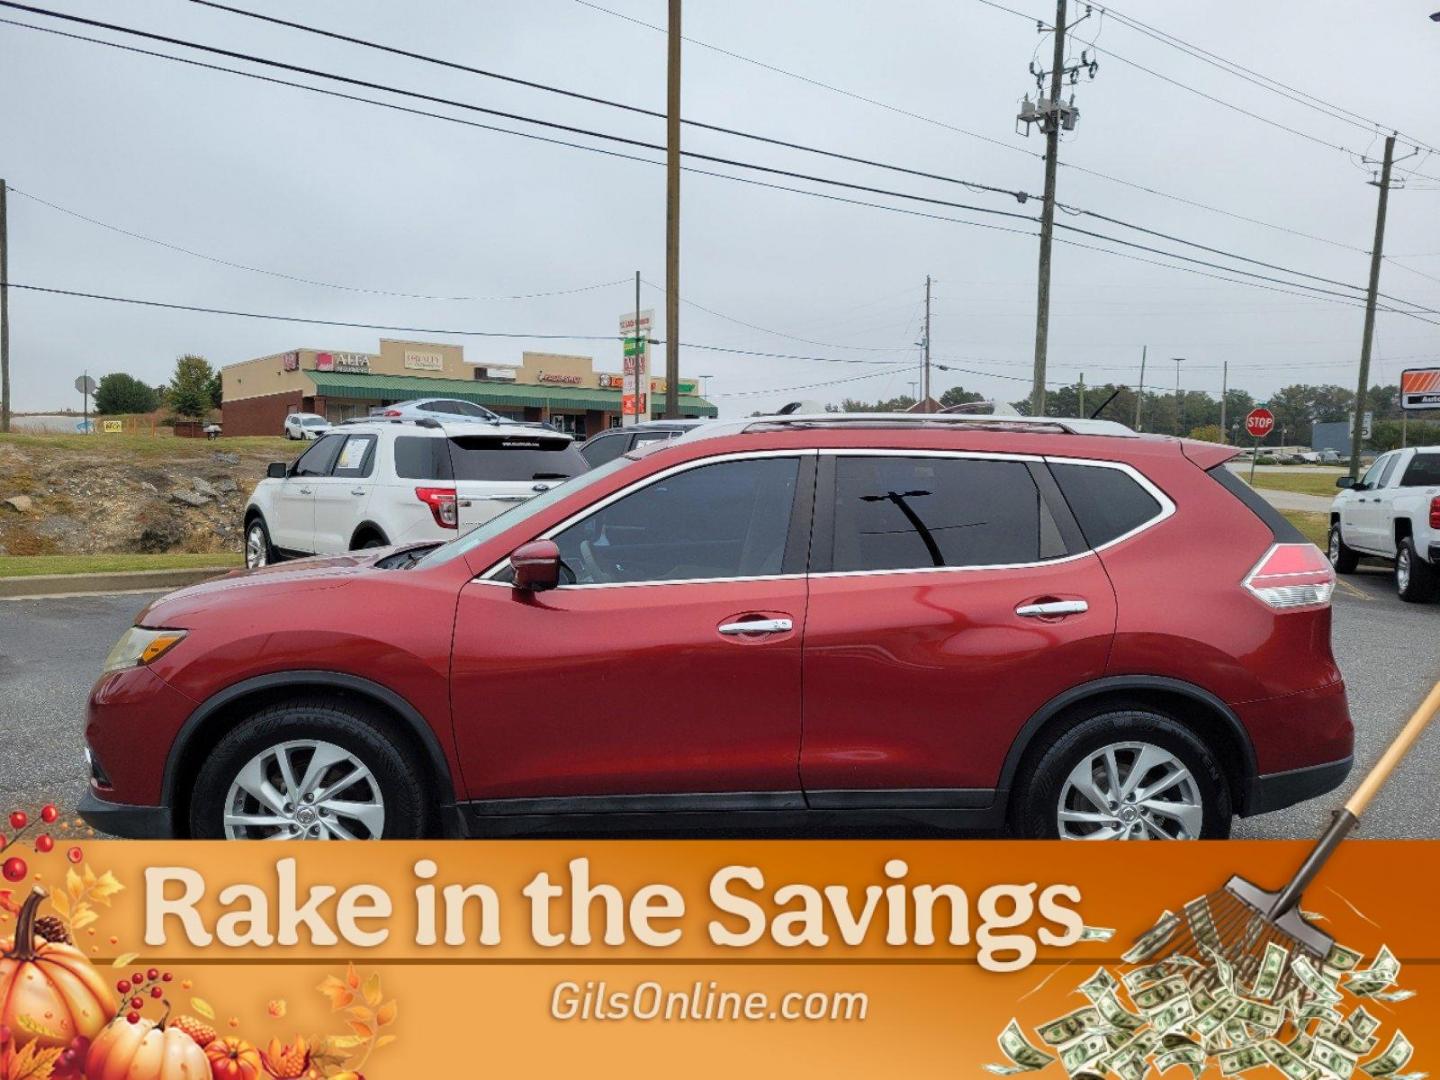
102,627,187,675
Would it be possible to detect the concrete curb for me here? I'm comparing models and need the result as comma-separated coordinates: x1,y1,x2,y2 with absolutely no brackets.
0,566,234,599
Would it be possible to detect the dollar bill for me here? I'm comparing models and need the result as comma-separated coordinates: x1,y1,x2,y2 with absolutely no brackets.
1263,1038,1319,1080
1288,1032,1315,1060
1203,944,1237,993
1078,967,1119,1003
1095,990,1147,1033
1319,1022,1379,1058
1251,941,1290,1001
1123,963,1173,992
1037,1007,1105,1047
1313,1037,1360,1080
1345,947,1400,996
1060,1033,1111,1075
1132,975,1189,1014
1123,912,1180,965
1366,990,1415,1004
1232,999,1284,1034
1325,943,1365,973
991,1019,1057,1074
1293,955,1345,1005
1194,998,1242,1039
1349,1007,1382,1039
1079,925,1116,942
1156,1044,1206,1079
1219,1044,1270,1076
1150,995,1196,1034
1361,1032,1413,1078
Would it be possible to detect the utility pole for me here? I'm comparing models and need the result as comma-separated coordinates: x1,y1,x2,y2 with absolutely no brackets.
1219,360,1228,444
1174,357,1184,436
0,178,9,434
1078,372,1085,416
1350,133,1396,481
1134,345,1146,430
922,275,933,412
663,0,682,419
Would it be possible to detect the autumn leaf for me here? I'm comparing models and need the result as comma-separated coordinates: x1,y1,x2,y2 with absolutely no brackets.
344,962,360,990
375,1000,397,1027
70,907,98,932
374,1034,398,1050
111,952,138,968
4,1040,63,1080
191,997,216,1020
344,1006,373,1024
361,972,382,1008
346,1021,373,1040
46,892,67,919
324,1035,366,1052
14,1014,65,1041
65,868,83,902
90,871,124,905
82,864,97,889
317,976,354,1011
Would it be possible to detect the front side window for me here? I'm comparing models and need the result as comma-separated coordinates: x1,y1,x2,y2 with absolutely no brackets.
331,435,377,479
553,457,800,585
293,433,346,477
1402,453,1440,487
580,432,628,467
1376,454,1400,488
831,456,1055,572
1359,455,1387,488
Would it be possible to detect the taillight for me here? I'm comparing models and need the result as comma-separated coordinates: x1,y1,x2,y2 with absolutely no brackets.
1430,496,1440,530
415,487,458,529
1243,543,1334,609
382,409,402,416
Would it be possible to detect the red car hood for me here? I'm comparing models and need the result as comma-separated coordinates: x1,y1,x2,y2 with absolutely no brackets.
137,550,388,628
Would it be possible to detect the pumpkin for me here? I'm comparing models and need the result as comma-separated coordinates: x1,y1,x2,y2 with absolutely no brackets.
86,1012,210,1080
206,1035,263,1080
0,888,115,1049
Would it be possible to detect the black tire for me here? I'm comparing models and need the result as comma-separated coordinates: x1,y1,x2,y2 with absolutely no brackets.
352,530,388,551
189,697,429,839
1395,537,1438,603
244,516,275,569
1327,523,1360,574
1012,705,1233,840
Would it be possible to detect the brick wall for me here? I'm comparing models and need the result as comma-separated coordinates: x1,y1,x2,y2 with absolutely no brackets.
222,390,304,437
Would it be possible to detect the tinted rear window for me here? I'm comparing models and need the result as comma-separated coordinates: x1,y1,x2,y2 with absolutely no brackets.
394,436,588,481
1049,462,1164,547
1401,453,1440,487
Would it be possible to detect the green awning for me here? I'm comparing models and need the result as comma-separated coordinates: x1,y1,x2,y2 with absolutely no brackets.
307,370,717,416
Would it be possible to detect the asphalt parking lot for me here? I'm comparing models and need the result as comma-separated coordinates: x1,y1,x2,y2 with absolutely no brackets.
1,563,1436,839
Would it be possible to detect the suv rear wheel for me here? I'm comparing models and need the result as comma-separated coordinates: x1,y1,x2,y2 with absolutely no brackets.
1395,537,1438,603
189,698,428,839
1014,706,1232,840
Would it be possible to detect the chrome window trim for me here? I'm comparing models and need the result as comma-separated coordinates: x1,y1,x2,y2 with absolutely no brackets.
477,448,816,586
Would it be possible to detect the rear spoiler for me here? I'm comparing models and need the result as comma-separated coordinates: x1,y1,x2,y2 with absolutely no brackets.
1179,438,1240,470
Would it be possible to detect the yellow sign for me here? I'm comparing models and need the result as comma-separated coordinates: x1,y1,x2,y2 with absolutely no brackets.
102,419,124,433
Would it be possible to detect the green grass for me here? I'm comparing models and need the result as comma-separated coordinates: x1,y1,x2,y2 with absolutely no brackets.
1245,471,1345,498
0,552,242,578
0,433,297,458
1281,511,1330,548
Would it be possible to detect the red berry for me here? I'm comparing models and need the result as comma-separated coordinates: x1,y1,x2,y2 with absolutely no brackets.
146,967,159,981
8,812,26,831
126,1012,140,1024
161,972,173,982
116,980,130,994
35,835,54,853
1,857,26,882
130,996,143,1010
66,846,83,864
131,972,143,985
150,986,163,999
41,805,58,824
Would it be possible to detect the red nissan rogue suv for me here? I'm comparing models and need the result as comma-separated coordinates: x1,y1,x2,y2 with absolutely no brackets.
81,414,1352,841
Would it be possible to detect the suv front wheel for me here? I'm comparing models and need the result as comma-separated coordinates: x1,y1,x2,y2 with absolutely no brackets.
1014,706,1232,840
189,697,428,839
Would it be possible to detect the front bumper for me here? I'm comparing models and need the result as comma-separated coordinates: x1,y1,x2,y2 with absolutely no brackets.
78,788,175,838
1246,755,1353,817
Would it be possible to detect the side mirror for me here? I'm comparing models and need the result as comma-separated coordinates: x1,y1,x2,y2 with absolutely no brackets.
267,462,289,479
510,539,561,592
1335,476,1355,489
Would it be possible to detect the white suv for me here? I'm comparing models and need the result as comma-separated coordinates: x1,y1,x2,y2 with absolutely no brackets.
243,420,589,566
283,412,331,440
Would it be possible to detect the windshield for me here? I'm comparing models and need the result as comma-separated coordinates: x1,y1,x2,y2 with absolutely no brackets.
303,416,328,426
416,453,634,569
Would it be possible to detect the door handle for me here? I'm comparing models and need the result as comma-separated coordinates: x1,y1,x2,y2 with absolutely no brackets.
350,487,366,496
718,618,793,635
298,487,313,495
1015,599,1088,618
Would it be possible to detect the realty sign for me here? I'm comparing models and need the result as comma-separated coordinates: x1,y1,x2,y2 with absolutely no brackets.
1401,367,1440,411
620,309,654,425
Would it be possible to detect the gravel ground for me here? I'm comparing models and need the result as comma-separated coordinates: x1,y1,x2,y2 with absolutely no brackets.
0,563,1435,839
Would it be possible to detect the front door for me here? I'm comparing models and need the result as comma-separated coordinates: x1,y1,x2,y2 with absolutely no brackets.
272,433,345,553
1348,452,1394,552
312,433,376,554
449,453,814,806
799,452,1118,806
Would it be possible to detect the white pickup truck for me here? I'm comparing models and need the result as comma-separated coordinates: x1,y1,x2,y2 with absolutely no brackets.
1329,445,1440,601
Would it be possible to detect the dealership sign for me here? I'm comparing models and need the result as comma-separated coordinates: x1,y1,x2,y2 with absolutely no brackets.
1401,367,1440,411
404,350,444,372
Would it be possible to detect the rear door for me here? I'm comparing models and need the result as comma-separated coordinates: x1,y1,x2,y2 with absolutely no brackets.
271,433,346,553
799,451,1119,805
450,434,591,530
312,433,377,553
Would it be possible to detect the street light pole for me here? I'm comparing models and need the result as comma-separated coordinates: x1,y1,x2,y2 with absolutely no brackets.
1173,357,1184,436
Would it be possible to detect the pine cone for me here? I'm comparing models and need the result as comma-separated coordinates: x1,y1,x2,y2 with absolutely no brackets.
33,914,70,944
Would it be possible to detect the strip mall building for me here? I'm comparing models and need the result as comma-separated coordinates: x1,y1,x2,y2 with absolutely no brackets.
220,339,717,438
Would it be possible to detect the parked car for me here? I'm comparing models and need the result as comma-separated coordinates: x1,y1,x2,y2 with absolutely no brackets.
1318,449,1344,465
242,419,588,567
369,398,504,423
83,413,1350,842
283,412,331,440
579,419,708,467
1329,445,1440,601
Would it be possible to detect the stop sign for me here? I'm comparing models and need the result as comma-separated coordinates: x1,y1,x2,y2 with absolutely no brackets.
1245,407,1275,440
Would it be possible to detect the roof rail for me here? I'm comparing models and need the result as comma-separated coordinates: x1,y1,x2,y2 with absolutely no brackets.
732,413,1138,438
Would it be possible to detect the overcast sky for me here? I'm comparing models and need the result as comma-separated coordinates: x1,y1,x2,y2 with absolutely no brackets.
3,0,1439,417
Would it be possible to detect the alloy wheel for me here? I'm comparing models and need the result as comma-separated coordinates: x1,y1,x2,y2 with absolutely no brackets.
245,524,268,568
1397,547,1411,593
222,739,385,840
1056,741,1203,840
1327,529,1341,567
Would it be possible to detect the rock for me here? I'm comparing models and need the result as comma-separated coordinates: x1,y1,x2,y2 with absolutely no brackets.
191,477,219,498
171,489,211,507
140,481,158,493
2,495,33,513
217,478,238,494
212,451,240,465
135,519,188,553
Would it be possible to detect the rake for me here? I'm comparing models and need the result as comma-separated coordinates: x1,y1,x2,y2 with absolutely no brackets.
1130,680,1440,1004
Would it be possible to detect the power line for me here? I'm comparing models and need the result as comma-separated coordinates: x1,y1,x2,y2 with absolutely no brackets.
8,186,628,301
715,365,922,399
